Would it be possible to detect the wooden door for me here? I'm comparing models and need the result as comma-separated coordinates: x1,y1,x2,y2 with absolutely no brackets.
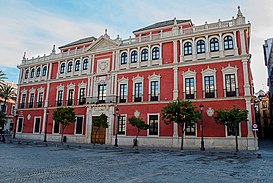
91,116,106,144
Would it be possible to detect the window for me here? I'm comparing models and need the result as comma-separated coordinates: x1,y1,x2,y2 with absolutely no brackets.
134,83,142,102
210,38,219,52
118,115,126,135
42,66,47,76
197,40,205,53
0,103,6,113
75,116,83,135
30,68,35,78
262,101,267,108
33,117,41,133
150,81,159,101
36,67,41,77
53,120,60,134
28,93,34,108
149,115,158,135
131,50,138,63
67,61,73,72
204,76,215,98
224,36,233,50
225,74,236,97
60,63,65,73
67,89,74,106
185,122,196,136
121,52,127,64
119,84,127,103
78,88,86,105
83,59,88,70
141,49,148,61
184,42,192,55
152,47,160,60
17,118,23,133
227,125,239,136
98,84,106,103
20,94,26,108
75,60,80,71
57,90,63,106
25,69,29,79
37,92,43,107
185,78,195,99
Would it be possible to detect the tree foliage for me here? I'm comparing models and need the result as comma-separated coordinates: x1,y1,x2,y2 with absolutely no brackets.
0,70,7,83
0,84,16,111
214,107,248,152
162,100,201,150
52,107,76,142
0,111,7,128
93,113,108,146
129,116,149,145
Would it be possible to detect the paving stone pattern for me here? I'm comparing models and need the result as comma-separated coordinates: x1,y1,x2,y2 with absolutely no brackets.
0,141,273,183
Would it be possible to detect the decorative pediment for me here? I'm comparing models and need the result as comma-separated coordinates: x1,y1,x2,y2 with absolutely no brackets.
86,35,120,52
222,64,238,74
56,84,64,91
67,83,75,90
132,75,144,82
118,76,129,84
78,81,87,88
38,87,44,93
182,69,196,77
97,58,110,74
148,73,161,81
29,87,36,94
201,66,216,76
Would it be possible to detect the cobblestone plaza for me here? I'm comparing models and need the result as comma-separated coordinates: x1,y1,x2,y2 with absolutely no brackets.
1,141,273,183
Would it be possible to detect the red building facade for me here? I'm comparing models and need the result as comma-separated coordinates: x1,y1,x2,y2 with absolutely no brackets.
16,7,256,150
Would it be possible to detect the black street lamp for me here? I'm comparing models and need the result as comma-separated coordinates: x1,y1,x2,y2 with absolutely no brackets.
114,107,119,147
13,110,18,139
200,104,205,151
43,110,49,142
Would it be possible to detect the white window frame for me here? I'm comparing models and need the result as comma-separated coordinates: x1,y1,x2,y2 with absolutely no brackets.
78,82,87,104
225,124,241,137
140,47,149,61
201,67,217,98
66,83,75,106
117,114,127,136
208,36,220,52
17,117,24,133
222,64,238,97
56,84,64,105
132,75,144,102
182,69,196,99
33,116,41,134
118,77,129,102
151,45,160,60
28,88,36,108
222,33,234,50
196,38,206,54
182,40,193,56
185,122,197,137
74,115,84,135
148,73,161,101
52,120,60,134
147,113,160,136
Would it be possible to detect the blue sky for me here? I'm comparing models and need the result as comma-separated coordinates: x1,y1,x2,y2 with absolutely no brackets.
0,0,272,92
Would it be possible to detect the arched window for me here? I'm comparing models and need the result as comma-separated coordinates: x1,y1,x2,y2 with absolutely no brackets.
197,40,205,54
141,49,148,61
30,68,35,78
75,60,80,71
25,69,29,79
42,66,47,76
121,52,127,64
60,63,65,74
152,47,160,60
83,59,88,70
67,61,73,72
210,38,219,52
131,50,138,63
184,42,192,55
224,36,233,50
36,67,41,77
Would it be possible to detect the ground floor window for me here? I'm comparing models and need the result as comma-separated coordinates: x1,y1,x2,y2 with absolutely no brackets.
75,116,83,134
53,120,60,134
118,115,126,135
17,118,23,133
33,117,41,133
185,122,196,136
227,124,239,136
149,115,158,135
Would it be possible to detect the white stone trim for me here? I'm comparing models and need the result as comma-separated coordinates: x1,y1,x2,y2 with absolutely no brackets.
118,114,127,136
221,64,238,97
147,113,160,137
225,124,241,137
148,73,161,101
74,115,84,135
52,120,60,134
182,69,197,99
17,117,24,133
201,66,217,98
132,75,144,102
33,116,41,134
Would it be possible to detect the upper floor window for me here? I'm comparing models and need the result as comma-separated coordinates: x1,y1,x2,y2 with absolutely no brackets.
28,93,34,108
42,66,47,76
20,94,26,108
262,101,267,108
30,68,35,78
184,42,192,55
204,76,215,98
121,52,127,64
98,84,106,103
78,88,86,105
36,67,41,77
150,81,159,101
57,90,63,106
67,61,73,72
119,84,127,103
67,89,74,106
224,36,233,50
37,92,43,107
75,60,80,71
131,51,138,63
210,38,219,52
134,82,142,102
25,69,29,79
152,47,159,60
225,74,236,97
60,63,65,74
185,78,195,99
83,59,88,70
141,49,148,61
197,40,205,54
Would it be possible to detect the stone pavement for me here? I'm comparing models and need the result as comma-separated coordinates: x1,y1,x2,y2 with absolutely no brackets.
1,137,273,183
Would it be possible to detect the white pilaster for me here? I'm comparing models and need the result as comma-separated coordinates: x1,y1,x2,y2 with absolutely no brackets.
173,66,178,99
148,45,151,66
233,31,239,56
205,35,210,59
179,39,183,62
242,58,250,96
219,33,224,57
159,43,163,65
192,37,197,61
111,51,115,71
173,40,178,63
240,29,246,55
91,55,95,74
137,47,140,68
245,98,253,138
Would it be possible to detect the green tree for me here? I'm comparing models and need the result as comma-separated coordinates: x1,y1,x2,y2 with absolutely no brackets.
162,100,201,150
128,116,149,146
0,111,7,128
0,70,6,83
52,107,76,143
214,107,248,152
0,84,16,112
93,113,108,146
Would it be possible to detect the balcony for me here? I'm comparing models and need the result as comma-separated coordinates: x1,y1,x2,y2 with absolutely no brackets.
20,103,25,109
66,99,73,106
56,100,63,107
118,96,127,103
133,94,142,102
28,102,34,108
36,101,43,108
85,96,117,105
203,90,216,98
78,98,86,105
224,88,238,97
149,94,160,101
184,91,196,100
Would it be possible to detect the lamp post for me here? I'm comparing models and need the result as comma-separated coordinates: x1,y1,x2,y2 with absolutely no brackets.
13,110,18,139
114,107,119,147
43,110,49,142
200,104,205,151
